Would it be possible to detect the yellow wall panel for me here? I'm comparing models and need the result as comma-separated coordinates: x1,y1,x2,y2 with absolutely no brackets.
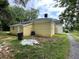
23,24,32,36
50,22,55,37
10,25,23,35
33,22,51,37
10,26,17,35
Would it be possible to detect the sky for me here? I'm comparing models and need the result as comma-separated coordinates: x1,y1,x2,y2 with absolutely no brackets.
8,0,66,19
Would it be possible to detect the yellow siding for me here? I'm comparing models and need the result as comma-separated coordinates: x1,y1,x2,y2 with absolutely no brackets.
10,19,59,37
50,22,55,37
23,23,32,36
10,26,17,35
33,22,51,37
10,25,23,35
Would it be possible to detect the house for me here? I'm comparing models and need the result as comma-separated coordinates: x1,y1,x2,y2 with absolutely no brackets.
10,18,63,37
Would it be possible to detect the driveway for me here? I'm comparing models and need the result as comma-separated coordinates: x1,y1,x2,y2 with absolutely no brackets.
67,33,79,59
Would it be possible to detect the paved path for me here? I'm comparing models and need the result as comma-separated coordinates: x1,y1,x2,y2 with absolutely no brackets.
67,33,79,59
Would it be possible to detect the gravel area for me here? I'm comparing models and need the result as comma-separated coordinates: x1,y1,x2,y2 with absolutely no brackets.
67,33,79,59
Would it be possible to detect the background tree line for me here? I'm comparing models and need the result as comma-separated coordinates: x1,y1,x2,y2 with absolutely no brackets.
0,0,38,31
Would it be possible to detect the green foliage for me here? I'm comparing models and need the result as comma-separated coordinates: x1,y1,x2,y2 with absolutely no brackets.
0,0,11,30
8,6,27,24
59,0,79,31
0,0,38,31
60,0,77,6
72,31,79,41
0,0,10,21
0,0,9,8
8,6,38,24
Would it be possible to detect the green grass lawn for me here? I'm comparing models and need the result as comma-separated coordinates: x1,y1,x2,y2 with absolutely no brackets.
8,34,69,59
72,31,79,41
0,31,69,59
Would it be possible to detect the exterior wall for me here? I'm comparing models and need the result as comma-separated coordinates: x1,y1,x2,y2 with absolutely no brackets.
55,24,63,34
10,26,17,35
50,22,55,37
10,19,63,37
10,21,56,37
10,25,23,35
33,21,51,37
23,23,32,36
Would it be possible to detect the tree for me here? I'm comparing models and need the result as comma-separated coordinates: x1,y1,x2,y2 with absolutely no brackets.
0,0,29,31
0,0,38,31
25,8,38,20
8,6,38,24
0,0,11,31
60,0,77,7
59,0,79,31
14,0,28,7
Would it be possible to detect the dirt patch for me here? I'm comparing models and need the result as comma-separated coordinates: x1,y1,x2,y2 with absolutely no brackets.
34,36,58,43
0,44,14,59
